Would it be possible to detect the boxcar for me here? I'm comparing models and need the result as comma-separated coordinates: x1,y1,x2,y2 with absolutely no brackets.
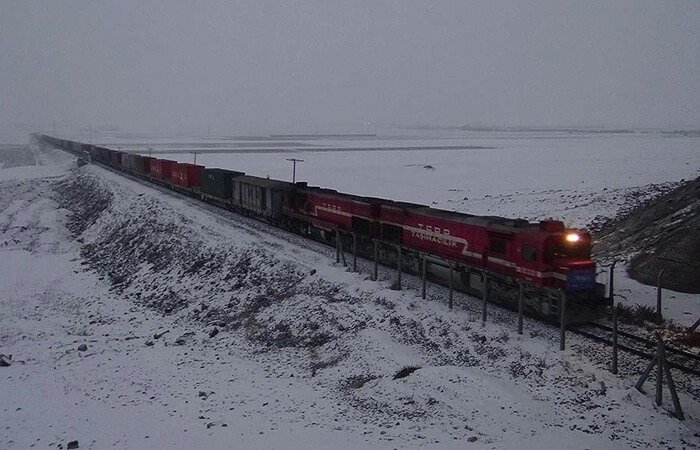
201,168,245,200
232,175,293,221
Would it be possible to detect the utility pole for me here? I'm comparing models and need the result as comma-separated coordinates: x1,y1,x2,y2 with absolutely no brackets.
286,158,304,183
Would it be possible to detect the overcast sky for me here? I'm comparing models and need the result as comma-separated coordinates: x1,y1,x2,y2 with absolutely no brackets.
1,1,698,134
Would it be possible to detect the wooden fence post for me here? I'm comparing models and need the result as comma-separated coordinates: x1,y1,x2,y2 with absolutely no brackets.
612,304,619,375
517,281,524,335
610,261,618,374
481,273,488,327
656,335,663,406
559,291,566,351
352,233,357,272
396,245,402,290
421,255,427,300
335,230,340,263
373,239,379,281
448,261,454,309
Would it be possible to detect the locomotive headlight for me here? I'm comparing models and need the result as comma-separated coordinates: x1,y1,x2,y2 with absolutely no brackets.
566,233,580,243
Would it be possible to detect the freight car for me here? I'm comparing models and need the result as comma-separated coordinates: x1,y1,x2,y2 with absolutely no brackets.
150,158,176,180
35,134,610,323
170,162,204,189
200,168,245,202
232,175,294,223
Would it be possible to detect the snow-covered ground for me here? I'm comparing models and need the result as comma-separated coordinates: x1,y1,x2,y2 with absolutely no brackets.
1,139,699,449
148,132,698,228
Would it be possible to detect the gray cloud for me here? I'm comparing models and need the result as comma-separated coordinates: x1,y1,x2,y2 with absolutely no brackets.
1,1,698,134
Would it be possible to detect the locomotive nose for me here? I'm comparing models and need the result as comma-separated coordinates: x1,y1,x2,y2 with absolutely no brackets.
565,262,596,291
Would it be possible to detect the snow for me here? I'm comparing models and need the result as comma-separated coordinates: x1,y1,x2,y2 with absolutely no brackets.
65,130,698,231
601,264,699,327
1,137,699,449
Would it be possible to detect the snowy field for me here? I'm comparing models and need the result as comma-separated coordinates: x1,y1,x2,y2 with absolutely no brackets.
0,136,699,449
61,129,696,230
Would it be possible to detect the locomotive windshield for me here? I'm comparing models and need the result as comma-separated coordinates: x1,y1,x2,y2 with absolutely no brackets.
545,237,591,261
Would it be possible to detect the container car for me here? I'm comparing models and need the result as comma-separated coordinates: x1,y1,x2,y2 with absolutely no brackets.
108,150,122,168
150,158,176,180
201,168,245,201
124,154,134,171
170,163,204,188
130,154,146,174
142,156,156,175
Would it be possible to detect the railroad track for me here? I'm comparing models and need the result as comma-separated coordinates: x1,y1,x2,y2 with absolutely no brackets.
568,322,700,377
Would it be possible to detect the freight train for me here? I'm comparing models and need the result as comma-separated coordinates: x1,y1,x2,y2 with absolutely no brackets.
35,134,610,323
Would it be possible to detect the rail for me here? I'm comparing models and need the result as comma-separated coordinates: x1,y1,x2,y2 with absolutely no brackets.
568,323,700,377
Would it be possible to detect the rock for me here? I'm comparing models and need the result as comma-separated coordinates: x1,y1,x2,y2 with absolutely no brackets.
393,366,420,379
174,331,195,345
153,330,169,339
209,328,219,338
67,440,79,449
145,340,154,347
467,436,477,442
594,177,700,293
77,344,88,352
309,269,317,276
0,354,12,367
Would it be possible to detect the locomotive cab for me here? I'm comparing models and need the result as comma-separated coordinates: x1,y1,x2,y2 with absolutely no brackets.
544,231,596,291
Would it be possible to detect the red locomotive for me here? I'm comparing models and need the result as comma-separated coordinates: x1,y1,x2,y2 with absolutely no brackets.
286,185,605,321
